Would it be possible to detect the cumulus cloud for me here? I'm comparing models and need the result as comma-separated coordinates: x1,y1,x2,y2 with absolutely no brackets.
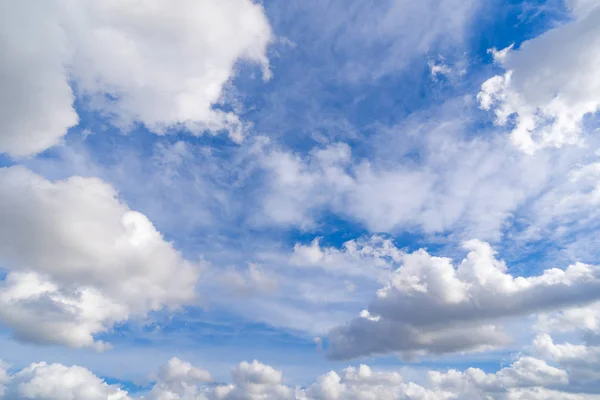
534,334,600,388
427,356,583,400
478,1,600,153
301,364,439,400
2,352,599,399
328,239,600,359
3,362,131,400
0,359,294,400
0,0,273,157
149,357,213,399
0,166,200,349
0,0,78,157
210,360,295,400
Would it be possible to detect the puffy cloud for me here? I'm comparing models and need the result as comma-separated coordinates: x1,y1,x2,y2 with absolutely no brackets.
0,166,199,349
212,360,294,400
149,358,213,400
428,356,579,400
0,359,294,400
534,334,600,387
478,1,600,153
3,354,599,400
158,355,600,398
0,0,78,157
3,362,131,400
0,0,273,157
0,271,127,352
328,240,600,359
301,364,441,400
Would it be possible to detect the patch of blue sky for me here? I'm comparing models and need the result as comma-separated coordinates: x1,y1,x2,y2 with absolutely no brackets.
231,0,570,155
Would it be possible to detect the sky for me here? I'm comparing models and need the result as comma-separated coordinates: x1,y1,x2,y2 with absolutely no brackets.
1,0,600,398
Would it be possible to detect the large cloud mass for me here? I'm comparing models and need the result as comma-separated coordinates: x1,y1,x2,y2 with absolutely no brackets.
478,1,600,153
328,240,600,359
0,166,200,349
0,0,273,157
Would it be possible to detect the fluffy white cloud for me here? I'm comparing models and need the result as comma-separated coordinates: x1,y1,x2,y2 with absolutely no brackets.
301,364,440,400
430,357,569,397
3,362,131,400
0,0,79,157
0,166,199,349
0,0,273,157
0,359,294,400
3,353,600,400
210,360,295,400
328,239,600,359
534,334,600,387
149,358,213,400
478,1,600,153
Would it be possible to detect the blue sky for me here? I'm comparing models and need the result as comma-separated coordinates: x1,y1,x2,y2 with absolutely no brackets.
1,0,600,398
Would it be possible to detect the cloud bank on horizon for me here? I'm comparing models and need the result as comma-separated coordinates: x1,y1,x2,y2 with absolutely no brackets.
1,0,600,398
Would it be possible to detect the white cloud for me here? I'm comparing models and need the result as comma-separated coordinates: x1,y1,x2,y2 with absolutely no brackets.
522,160,600,237
328,239,600,359
478,1,600,153
301,364,440,400
255,126,551,239
3,353,600,399
428,60,453,79
428,356,586,400
427,57,467,82
534,334,600,387
211,360,294,400
0,0,273,157
3,361,132,400
568,0,600,17
430,357,569,396
150,355,600,398
536,301,600,334
219,263,278,296
149,357,213,400
0,0,78,157
290,236,402,279
0,166,200,349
